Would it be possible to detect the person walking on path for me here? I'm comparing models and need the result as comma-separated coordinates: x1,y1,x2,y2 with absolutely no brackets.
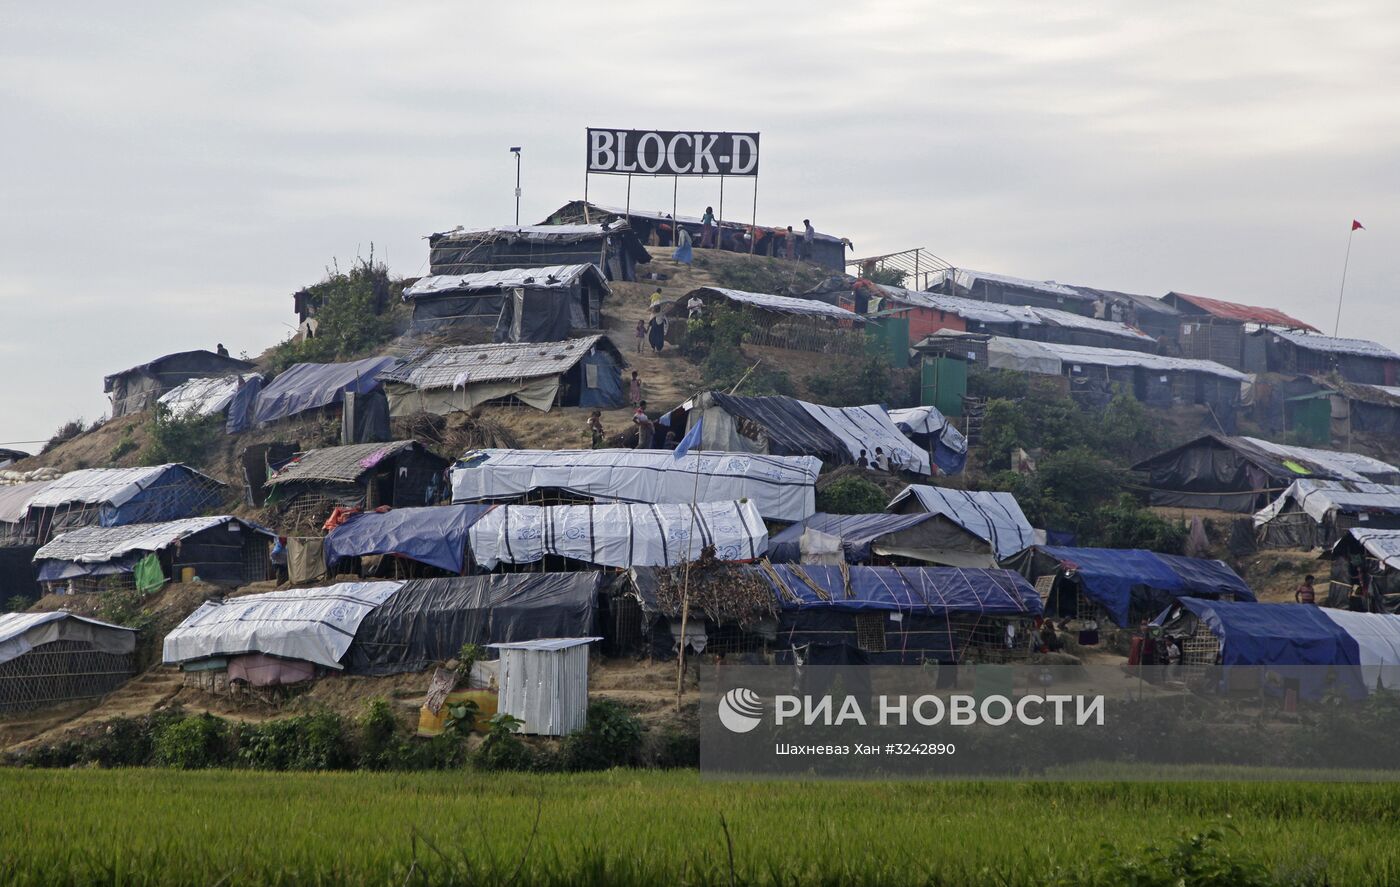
634,317,646,354
633,401,654,449
586,410,605,449
700,206,716,248
647,311,668,353
629,370,643,408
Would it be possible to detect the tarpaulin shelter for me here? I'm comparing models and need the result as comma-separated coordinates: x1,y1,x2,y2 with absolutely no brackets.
1134,434,1400,513
403,264,611,342
1255,479,1400,550
0,480,56,546
449,448,820,523
1329,528,1400,610
104,350,256,418
927,268,1098,314
163,581,403,671
262,441,451,520
469,500,768,570
343,573,601,675
768,512,958,565
680,391,931,475
1254,329,1400,387
156,373,265,433
381,336,627,416
1161,291,1318,371
323,504,492,576
671,287,864,355
34,515,274,594
0,612,137,712
888,406,968,475
19,464,227,545
0,449,28,469
428,222,651,282
886,485,1035,563
1155,597,1366,700
1003,545,1254,628
252,355,400,426
1069,285,1182,345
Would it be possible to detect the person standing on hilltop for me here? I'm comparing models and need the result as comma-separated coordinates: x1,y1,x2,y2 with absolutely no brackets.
784,226,797,260
700,206,716,248
802,219,815,260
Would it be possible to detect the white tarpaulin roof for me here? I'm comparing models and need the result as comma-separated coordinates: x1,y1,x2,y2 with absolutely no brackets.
878,286,1040,325
0,611,136,667
985,337,1246,381
1344,528,1400,571
1319,609,1400,690
433,223,621,241
986,337,1064,375
695,288,863,322
935,268,1087,299
796,402,932,475
1269,329,1400,360
1242,437,1399,482
887,406,969,455
886,485,1035,560
451,449,819,523
403,264,605,299
25,464,209,510
380,336,608,390
162,581,402,669
158,374,260,417
469,500,768,570
1031,305,1156,342
1255,479,1400,526
0,480,55,524
36,516,273,565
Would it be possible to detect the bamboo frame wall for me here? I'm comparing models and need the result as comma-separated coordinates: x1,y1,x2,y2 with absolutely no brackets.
0,640,134,711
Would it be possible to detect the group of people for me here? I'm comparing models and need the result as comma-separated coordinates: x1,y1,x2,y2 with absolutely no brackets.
855,447,898,473
583,370,676,451
1295,574,1371,612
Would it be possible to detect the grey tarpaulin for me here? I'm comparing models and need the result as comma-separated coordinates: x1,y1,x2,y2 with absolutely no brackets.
886,485,1035,561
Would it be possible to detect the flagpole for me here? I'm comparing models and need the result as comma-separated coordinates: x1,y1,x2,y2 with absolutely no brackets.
1333,226,1358,337
675,420,705,711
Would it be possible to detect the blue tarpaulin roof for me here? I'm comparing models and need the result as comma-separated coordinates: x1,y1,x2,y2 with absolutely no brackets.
1038,545,1254,627
253,356,400,425
323,504,492,575
763,565,1043,616
768,512,934,563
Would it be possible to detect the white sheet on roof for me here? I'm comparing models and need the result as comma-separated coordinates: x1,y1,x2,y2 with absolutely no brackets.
1318,609,1400,690
701,288,861,322
158,374,259,417
1254,479,1400,526
794,403,932,475
878,287,1040,325
1243,437,1399,482
1345,528,1400,571
986,337,1063,375
986,337,1246,381
35,516,271,565
0,612,136,666
25,465,187,510
943,268,1085,298
886,485,1035,560
162,581,402,669
450,449,819,522
404,264,599,298
887,406,968,455
0,480,54,524
1030,306,1155,341
468,500,768,570
1270,329,1400,360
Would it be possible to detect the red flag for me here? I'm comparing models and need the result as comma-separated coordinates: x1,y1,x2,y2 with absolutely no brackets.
1352,220,1365,231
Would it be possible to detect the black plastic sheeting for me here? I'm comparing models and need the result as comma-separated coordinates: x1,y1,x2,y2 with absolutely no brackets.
342,573,601,675
707,392,852,464
1133,434,1337,513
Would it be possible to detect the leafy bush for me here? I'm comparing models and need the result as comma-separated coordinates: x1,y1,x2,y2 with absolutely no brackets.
1094,495,1187,553
653,727,700,768
4,595,30,613
806,355,892,407
265,259,397,375
816,475,888,514
686,304,795,396
140,403,222,467
861,266,907,287
562,700,645,771
95,586,154,632
42,418,89,454
108,429,138,462
473,713,532,772
237,711,352,771
967,369,1029,402
153,714,231,769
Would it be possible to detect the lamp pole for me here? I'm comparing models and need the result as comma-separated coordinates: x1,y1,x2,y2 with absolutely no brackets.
510,147,522,224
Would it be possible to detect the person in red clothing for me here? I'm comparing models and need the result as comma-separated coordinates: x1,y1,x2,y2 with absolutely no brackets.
1295,575,1317,605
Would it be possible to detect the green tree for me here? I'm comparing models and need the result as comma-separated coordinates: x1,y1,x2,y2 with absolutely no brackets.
266,259,398,375
816,476,888,514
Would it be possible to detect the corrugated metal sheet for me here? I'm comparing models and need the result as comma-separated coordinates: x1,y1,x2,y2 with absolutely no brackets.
380,336,609,390
1167,292,1318,331
432,224,619,243
35,516,273,564
696,287,864,322
938,268,1087,299
491,640,597,735
403,264,607,299
1269,329,1400,360
265,441,420,486
572,203,846,244
879,286,1040,325
987,337,1247,381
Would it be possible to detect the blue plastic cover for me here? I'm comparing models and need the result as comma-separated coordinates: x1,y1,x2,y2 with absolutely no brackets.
225,375,264,434
763,565,1043,616
1041,545,1255,628
576,349,626,409
768,512,935,563
323,504,492,575
253,356,400,425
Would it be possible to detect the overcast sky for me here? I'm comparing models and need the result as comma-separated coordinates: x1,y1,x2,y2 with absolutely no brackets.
2,1,1397,445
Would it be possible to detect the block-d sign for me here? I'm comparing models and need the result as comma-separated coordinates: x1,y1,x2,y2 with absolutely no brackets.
586,129,760,176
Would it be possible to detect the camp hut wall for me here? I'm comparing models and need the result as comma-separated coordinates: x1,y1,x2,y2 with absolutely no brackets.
488,637,599,736
262,441,451,522
402,264,610,342
1255,330,1400,386
251,355,399,430
428,223,651,282
1330,529,1400,613
1337,385,1400,436
104,350,256,418
1072,287,1182,347
885,485,1036,565
928,268,1098,315
33,516,273,595
0,613,137,711
1254,480,1400,551
19,465,226,546
1160,292,1318,371
381,336,627,416
673,287,865,355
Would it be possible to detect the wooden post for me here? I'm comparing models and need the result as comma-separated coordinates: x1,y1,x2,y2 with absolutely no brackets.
583,172,590,223
672,176,678,248
749,176,758,255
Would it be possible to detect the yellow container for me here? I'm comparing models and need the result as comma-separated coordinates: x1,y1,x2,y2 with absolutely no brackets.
416,690,497,737
180,567,196,583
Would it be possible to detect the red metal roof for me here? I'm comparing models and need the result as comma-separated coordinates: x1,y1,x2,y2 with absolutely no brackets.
1166,292,1318,331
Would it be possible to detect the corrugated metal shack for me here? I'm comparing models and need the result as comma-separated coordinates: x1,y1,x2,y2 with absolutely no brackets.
488,637,599,736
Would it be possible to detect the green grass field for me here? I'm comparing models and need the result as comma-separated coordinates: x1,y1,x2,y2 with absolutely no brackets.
3,768,1400,885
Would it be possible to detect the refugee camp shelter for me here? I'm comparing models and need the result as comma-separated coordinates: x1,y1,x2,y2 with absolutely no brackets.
1160,292,1317,371
885,485,1036,565
343,574,602,675
1255,479,1400,550
0,481,56,603
1252,329,1400,386
888,406,968,476
0,612,137,712
1070,286,1182,346
0,449,28,469
18,465,226,546
469,500,768,570
380,336,626,416
1133,434,1400,512
402,264,610,342
428,223,651,282
323,504,492,578
1154,597,1371,700
252,355,400,433
545,201,851,271
449,448,821,523
670,287,864,354
33,516,274,595
1329,528,1400,612
768,512,977,566
163,581,404,687
1003,545,1255,628
677,392,931,475
157,373,265,433
263,441,451,521
489,637,600,736
927,268,1098,314
104,350,256,418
